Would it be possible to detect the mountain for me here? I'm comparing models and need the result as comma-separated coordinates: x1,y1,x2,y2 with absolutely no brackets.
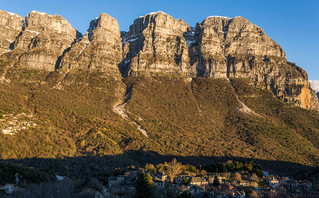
0,10,319,176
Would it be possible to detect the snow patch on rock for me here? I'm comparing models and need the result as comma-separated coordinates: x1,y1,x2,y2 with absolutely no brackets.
26,30,40,35
30,10,51,17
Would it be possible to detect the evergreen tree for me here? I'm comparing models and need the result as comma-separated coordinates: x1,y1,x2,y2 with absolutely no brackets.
136,171,152,198
213,175,220,186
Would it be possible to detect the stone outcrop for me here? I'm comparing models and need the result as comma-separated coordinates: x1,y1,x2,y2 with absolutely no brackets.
190,16,318,111
58,13,122,75
0,10,318,111
2,10,80,71
190,16,286,78
122,12,194,76
0,10,23,54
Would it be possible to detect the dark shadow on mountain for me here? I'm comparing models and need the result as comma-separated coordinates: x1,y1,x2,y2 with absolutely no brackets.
1,150,316,180
118,21,146,77
54,32,82,70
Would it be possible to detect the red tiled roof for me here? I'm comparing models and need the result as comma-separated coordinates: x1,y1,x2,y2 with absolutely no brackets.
220,184,234,191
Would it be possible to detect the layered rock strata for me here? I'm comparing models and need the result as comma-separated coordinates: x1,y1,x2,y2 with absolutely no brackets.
58,13,122,75
1,10,80,71
0,9,318,111
122,11,194,76
0,10,23,54
190,16,318,110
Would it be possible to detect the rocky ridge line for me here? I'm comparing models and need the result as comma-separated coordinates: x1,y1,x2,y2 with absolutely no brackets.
0,9,318,111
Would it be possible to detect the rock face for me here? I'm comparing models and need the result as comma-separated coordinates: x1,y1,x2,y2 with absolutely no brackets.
190,16,285,77
58,13,122,75
122,12,194,76
2,10,80,71
0,10,23,54
0,10,318,111
190,16,318,110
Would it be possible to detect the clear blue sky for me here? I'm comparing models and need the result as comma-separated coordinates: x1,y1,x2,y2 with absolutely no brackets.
1,0,318,81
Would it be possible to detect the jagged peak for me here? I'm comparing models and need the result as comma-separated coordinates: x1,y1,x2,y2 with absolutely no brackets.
29,10,53,17
87,13,115,29
98,12,116,20
0,10,23,19
203,16,252,23
132,11,190,31
207,15,232,19
27,10,73,24
137,11,185,22
23,10,80,36
202,15,264,33
87,13,119,41
28,10,71,20
202,15,250,24
139,11,167,18
205,16,246,19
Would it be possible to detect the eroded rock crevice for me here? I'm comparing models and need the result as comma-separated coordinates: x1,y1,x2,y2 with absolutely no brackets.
112,85,149,138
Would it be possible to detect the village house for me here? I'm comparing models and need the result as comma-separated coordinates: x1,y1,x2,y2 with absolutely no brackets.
156,172,167,182
1,113,37,135
239,181,251,187
215,183,246,198
190,176,208,186
219,183,235,191
268,178,280,188
154,178,165,188
208,175,227,184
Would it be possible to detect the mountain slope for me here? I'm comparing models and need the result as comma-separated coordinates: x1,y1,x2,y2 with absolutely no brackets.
1,65,318,166
0,10,318,174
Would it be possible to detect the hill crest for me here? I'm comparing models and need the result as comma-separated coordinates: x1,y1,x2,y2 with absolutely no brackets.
0,9,317,111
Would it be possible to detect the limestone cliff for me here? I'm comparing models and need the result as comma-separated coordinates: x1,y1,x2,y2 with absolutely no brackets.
190,16,318,111
0,10,318,111
1,10,80,71
58,13,122,76
122,12,194,76
0,10,23,55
